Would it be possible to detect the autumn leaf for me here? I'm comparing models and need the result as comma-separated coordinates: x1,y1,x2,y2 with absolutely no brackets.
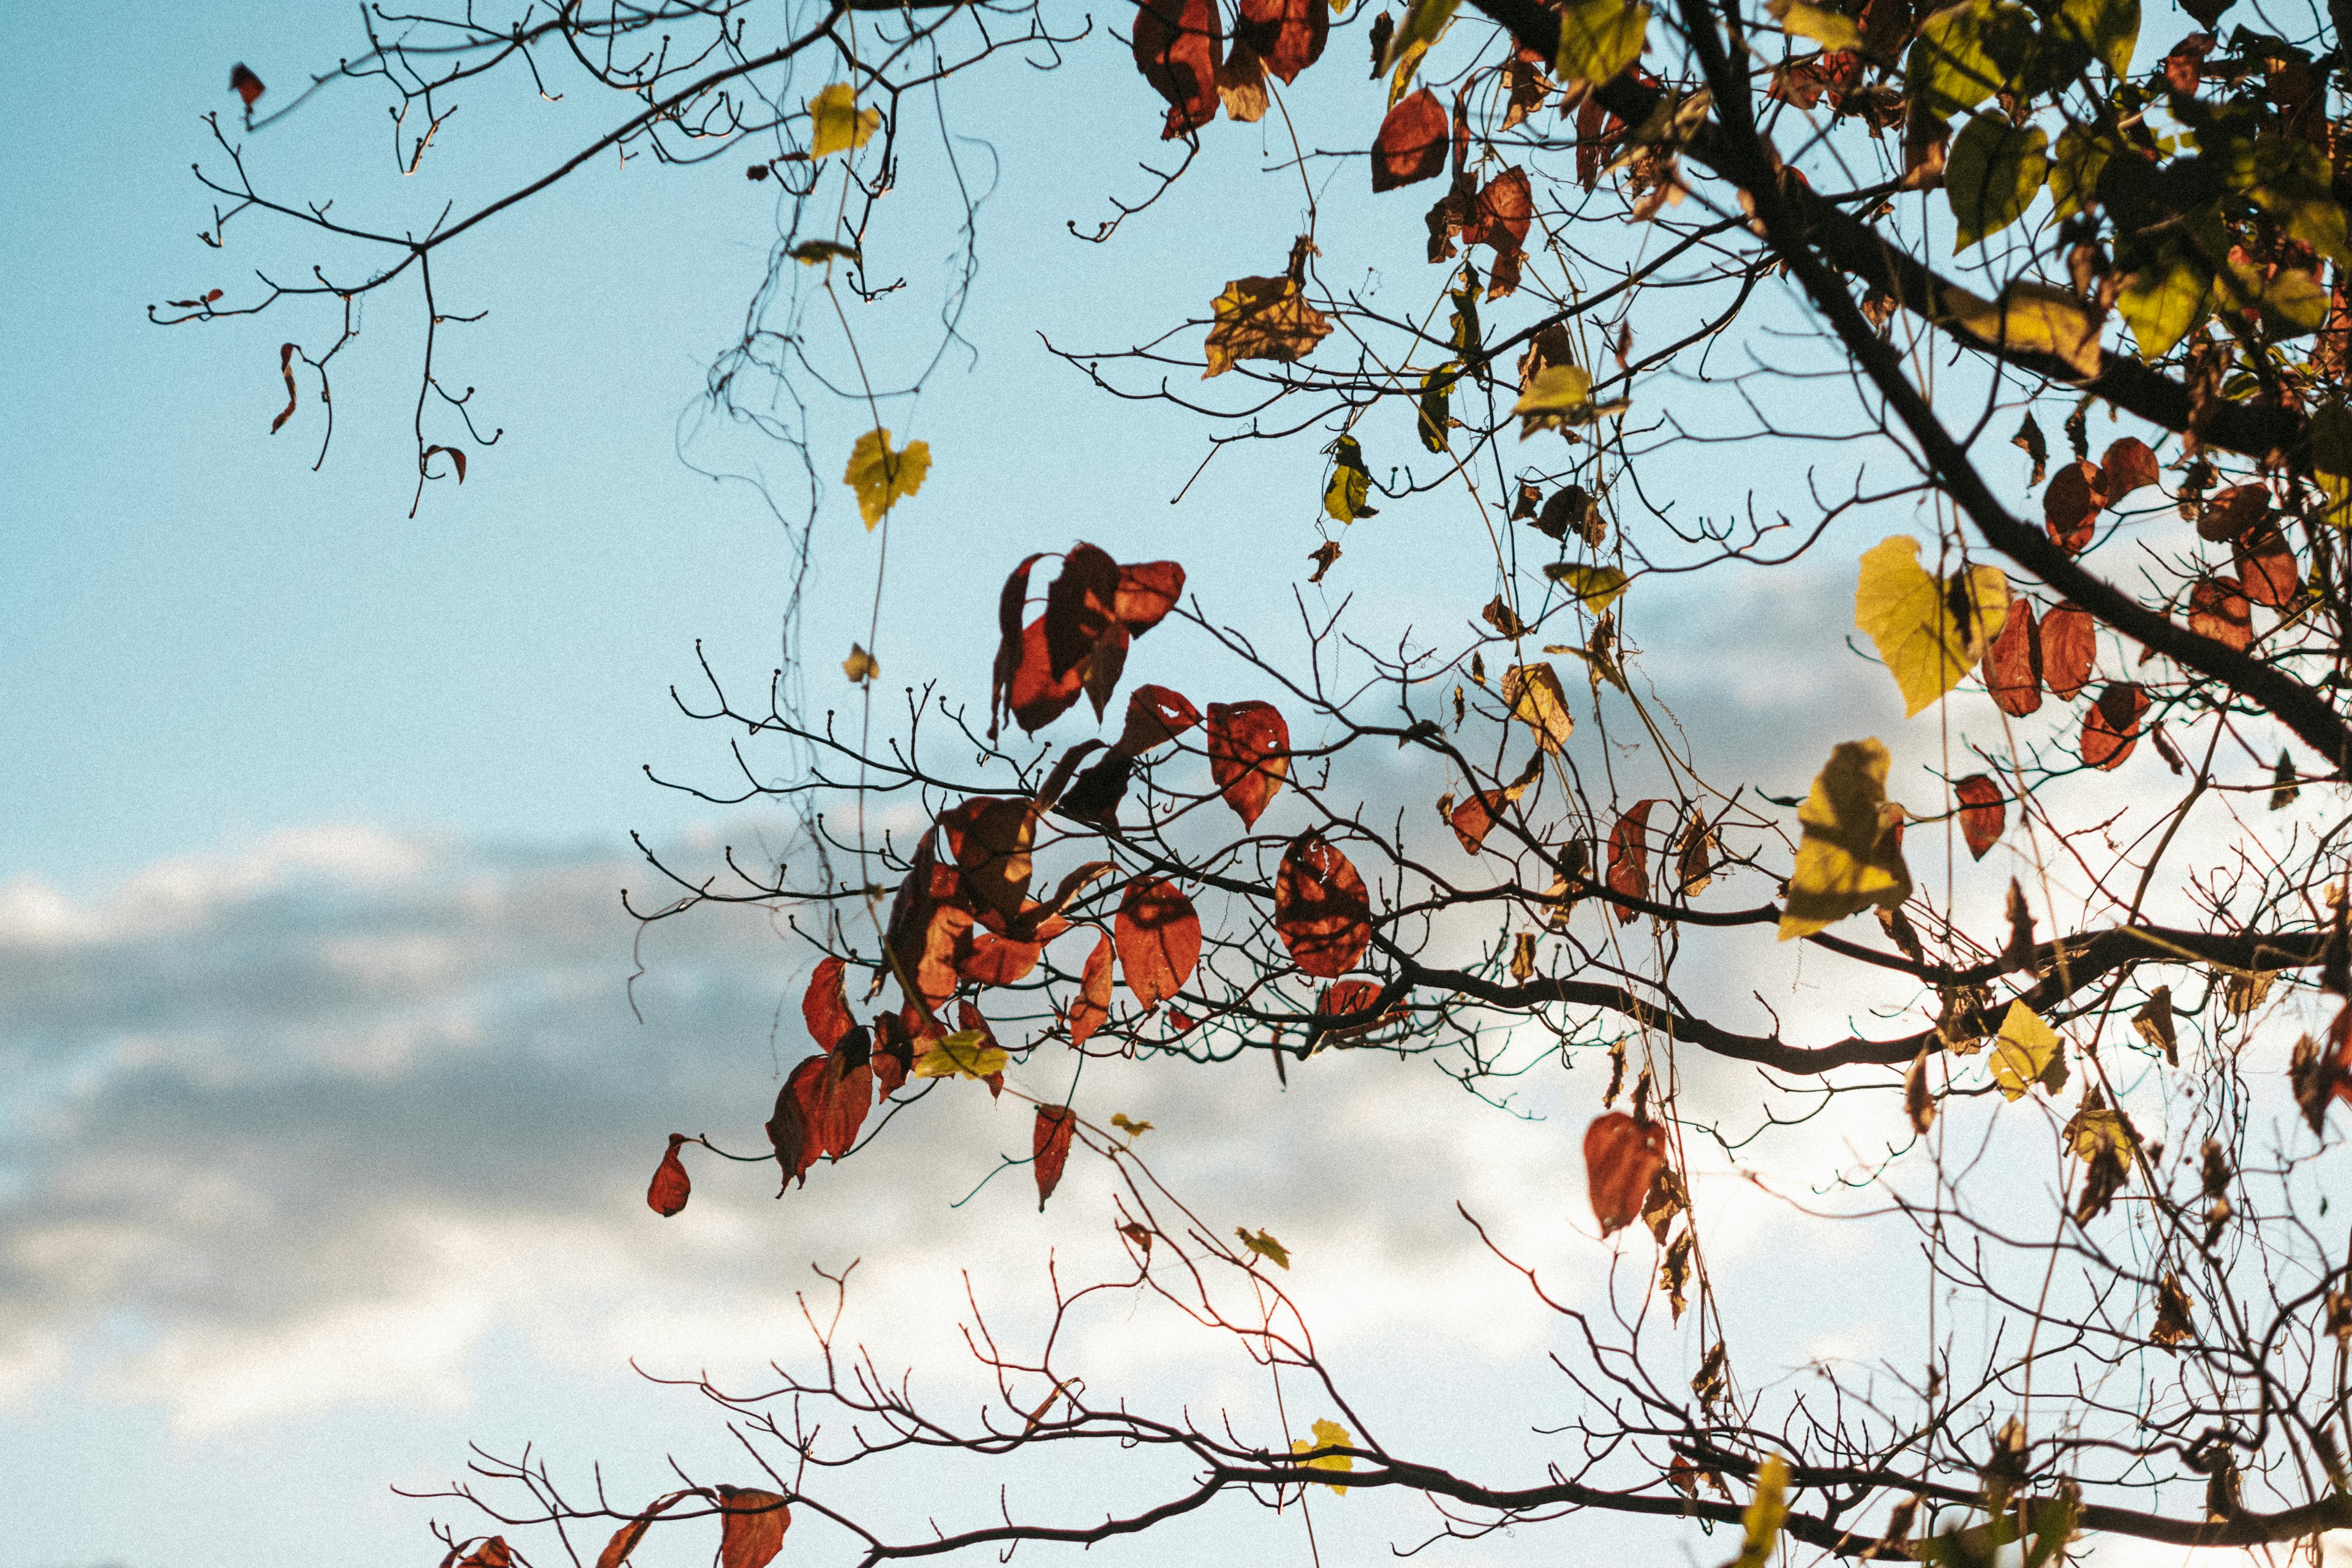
2043,459,2106,552
1732,1456,1790,1568
1069,932,1115,1048
1769,0,1863,47
1989,999,2068,1099
647,1134,692,1216
1235,0,1330,81
1945,114,2047,250
1779,738,1913,940
804,956,856,1050
1207,700,1291,826
2101,436,2160,497
1275,830,1374,978
1512,363,1627,437
2235,523,2299,607
1324,434,1379,521
1204,272,1333,377
1237,1226,1292,1267
1555,0,1649,83
1116,877,1202,1009
1372,88,1448,191
1931,280,2105,380
1134,0,1223,137
1855,535,2011,717
231,62,266,107
1448,753,1542,853
1545,561,1629,615
843,643,880,684
1291,1417,1354,1493
2040,602,2097,698
715,1487,790,1568
1033,1104,1077,1210
271,342,300,434
1953,774,2004,859
1606,800,1655,922
1115,683,1203,757
791,238,861,265
2081,681,2147,770
1500,662,1575,752
1584,1110,1667,1235
2187,578,2252,652
1318,978,1387,1036
809,83,881,158
1111,1110,1154,1139
2152,1272,2195,1347
597,1493,694,1568
915,1028,1010,1080
1980,597,2043,715
843,428,931,529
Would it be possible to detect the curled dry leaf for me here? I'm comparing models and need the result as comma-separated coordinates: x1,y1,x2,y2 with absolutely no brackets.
1203,270,1333,378
2040,601,2097,699
2042,459,2108,552
715,1486,790,1568
1980,598,2043,715
1904,1049,1936,1134
2082,681,2148,770
2101,436,2162,498
596,1491,694,1568
1291,1417,1355,1492
1953,774,2005,860
1069,932,1115,1048
2198,482,2271,542
1500,661,1575,752
1372,88,1449,191
804,956,855,1048
2187,576,2253,652
1115,877,1202,1009
271,342,299,434
230,62,266,107
1584,1111,1667,1236
647,1133,692,1216
1606,801,1655,922
1115,683,1202,757
1206,700,1291,826
1033,1104,1077,1210
1448,753,1541,853
1134,0,1223,137
1275,830,1374,978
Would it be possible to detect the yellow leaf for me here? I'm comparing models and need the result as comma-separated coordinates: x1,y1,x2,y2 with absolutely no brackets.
2116,249,2212,361
1325,435,1378,522
1379,0,1457,100
843,643,880,684
791,239,862,266
2061,1099,2137,1163
1500,662,1575,753
1931,280,2105,378
1854,536,2010,717
914,1029,1008,1080
1778,739,1912,940
1555,0,1650,85
1907,0,2033,117
809,83,881,159
1291,1417,1354,1494
1204,274,1333,379
2054,0,2138,78
1110,1112,1153,1139
1732,1455,1790,1568
1510,362,1629,437
1543,562,1627,610
1946,115,2048,251
844,428,931,530
1236,1226,1292,1268
1989,1000,2067,1099
1768,0,1862,48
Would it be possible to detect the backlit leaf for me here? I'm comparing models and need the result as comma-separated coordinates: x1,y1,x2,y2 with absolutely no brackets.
230,63,266,107
2054,0,2137,77
1134,0,1223,138
2100,437,2160,497
2117,249,2211,360
1989,999,2067,1099
915,1028,1009,1079
1207,700,1291,826
1544,562,1629,609
842,643,880,684
715,1487,790,1568
2049,123,2113,219
2234,524,2299,606
2081,681,2146,770
2040,602,2096,698
1583,1111,1667,1234
843,428,931,529
2187,577,2252,651
1235,0,1330,81
809,83,881,159
1378,0,1457,96
1953,774,2004,859
1115,683,1203,756
1324,434,1379,521
1768,0,1863,48
1371,89,1449,191
1932,281,2105,379
2043,459,2105,552
1555,0,1649,85
1946,115,2048,251
1855,535,2011,717
1275,830,1374,978
1907,0,2034,116
647,1134,692,1216
1237,1226,1292,1267
1115,877,1201,1008
1500,662,1576,753
1291,1417,1354,1493
1033,1104,1077,1210
1981,597,2043,715
1512,363,1628,436
804,956,856,1050
1069,933,1115,1048
1732,1457,1790,1568
1607,800,1655,922
1779,738,1913,940
1204,273,1333,378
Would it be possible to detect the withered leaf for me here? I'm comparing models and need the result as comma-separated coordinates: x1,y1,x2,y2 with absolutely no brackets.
1234,0,1329,82
1069,932,1115,1049
1980,597,2043,716
1033,1104,1078,1210
1133,0,1223,138
1372,88,1449,191
647,1134,692,1217
2187,576,2252,651
2039,602,2097,699
231,63,266,107
1606,800,1655,922
714,1486,790,1568
2133,986,2177,1064
1204,271,1333,377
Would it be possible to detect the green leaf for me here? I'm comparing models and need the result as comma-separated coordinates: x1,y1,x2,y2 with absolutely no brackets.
809,83,881,159
1544,562,1629,609
2247,137,2352,267
2215,258,2328,337
1778,739,1913,941
1854,535,2011,715
1510,363,1630,437
1324,435,1379,522
1947,115,2048,251
1236,1226,1292,1268
2048,123,2113,219
1907,0,2035,117
2308,401,2352,529
843,428,932,529
2053,0,2137,78
1380,0,1458,100
2116,248,2212,360
1555,0,1650,86
1767,0,1863,49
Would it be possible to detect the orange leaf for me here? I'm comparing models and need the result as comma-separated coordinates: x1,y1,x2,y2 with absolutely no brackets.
270,342,299,434
1070,932,1115,1047
2197,482,2271,542
453,1538,514,1568
230,62,266,107
1583,1112,1667,1235
1115,559,1188,633
1008,618,1087,733
802,956,855,1050
715,1487,790,1568
2187,577,2252,652
1372,89,1448,192
2040,602,2097,700
1463,167,1534,255
1606,801,1655,922
1046,543,1123,679
957,927,1047,987
1449,791,1507,853
597,1491,695,1568
989,552,1049,739
1234,0,1328,82
2234,523,2299,608
1115,877,1201,1009
1275,831,1373,978
2100,436,2161,498
647,1133,692,1217
940,796,1039,921
2042,459,2106,552
1207,700,1290,827
2082,682,2147,771
1953,775,2004,861
1033,1104,1078,1209
1116,683,1202,756
1316,978,1387,1038
1133,0,1222,138
1980,598,2043,716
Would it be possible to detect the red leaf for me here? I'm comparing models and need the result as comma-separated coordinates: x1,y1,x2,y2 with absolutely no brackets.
1605,801,1655,922
886,832,975,1006
766,1061,818,1191
1274,831,1373,978
270,342,299,434
647,1133,692,1216
871,1012,914,1098
940,796,1039,920
1133,0,1222,138
1953,775,2005,861
1449,791,1507,853
1317,978,1387,1037
1575,94,1612,190
2197,482,2271,542
2234,522,2299,608
1980,598,2043,716
424,444,467,483
1115,559,1187,633
2042,460,2106,552
1008,618,1087,733
1046,543,1123,678
791,1034,874,1163
1463,167,1534,255
2082,682,2148,771
1115,683,1202,756
1234,0,1328,82
1206,700,1290,827
1583,1112,1667,1236
802,956,855,1050
2187,576,2253,652
1033,1104,1078,1209
989,552,1049,739
1115,877,1201,1009
715,1487,790,1568
230,62,265,107
453,1538,514,1568
958,927,1047,987
1372,89,1449,192
1070,932,1115,1048
1169,1006,1198,1032
2040,602,2097,700
2100,437,2161,498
